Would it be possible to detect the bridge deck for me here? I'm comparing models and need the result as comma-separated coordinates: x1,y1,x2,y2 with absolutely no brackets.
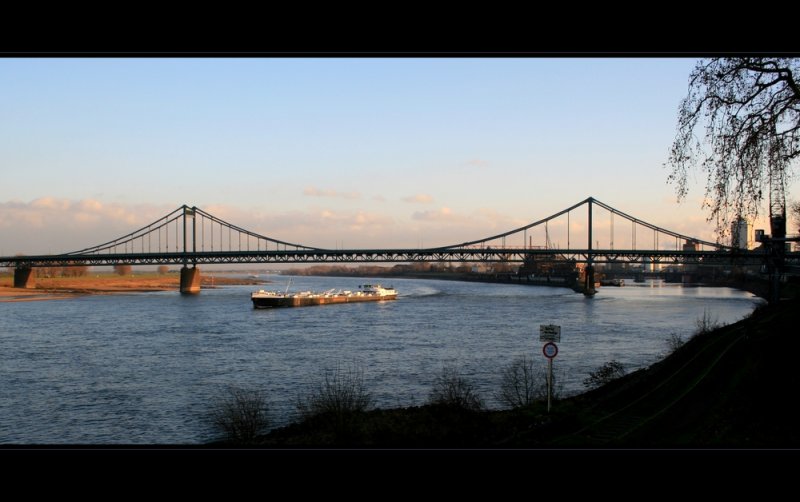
3,248,794,268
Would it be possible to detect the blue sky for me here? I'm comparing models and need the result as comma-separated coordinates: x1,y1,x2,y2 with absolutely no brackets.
1,58,793,255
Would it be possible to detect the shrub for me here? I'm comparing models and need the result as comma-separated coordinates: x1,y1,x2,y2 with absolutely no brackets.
583,360,626,389
665,333,685,354
428,365,484,411
695,308,721,335
297,361,373,420
209,385,269,444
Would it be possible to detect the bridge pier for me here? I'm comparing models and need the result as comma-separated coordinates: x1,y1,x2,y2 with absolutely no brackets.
13,267,35,289
583,265,596,296
180,266,201,294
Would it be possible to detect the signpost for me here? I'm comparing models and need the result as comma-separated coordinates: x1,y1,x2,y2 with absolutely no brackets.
540,325,561,412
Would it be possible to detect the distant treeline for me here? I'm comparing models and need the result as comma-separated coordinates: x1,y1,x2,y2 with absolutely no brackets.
282,262,517,277
14,264,172,278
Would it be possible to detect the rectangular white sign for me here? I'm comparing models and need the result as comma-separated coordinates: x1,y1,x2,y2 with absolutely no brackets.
539,324,561,342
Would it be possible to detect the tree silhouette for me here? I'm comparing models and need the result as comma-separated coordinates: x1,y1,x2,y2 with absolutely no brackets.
428,365,484,411
666,58,799,236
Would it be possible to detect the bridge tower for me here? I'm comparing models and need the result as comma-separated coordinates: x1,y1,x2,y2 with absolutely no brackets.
583,197,596,296
179,206,201,294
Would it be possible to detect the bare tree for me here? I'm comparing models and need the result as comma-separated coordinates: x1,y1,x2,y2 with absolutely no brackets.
37,266,57,278
209,385,270,444
61,262,89,277
428,365,484,411
497,356,538,408
666,58,800,236
113,264,132,276
498,357,563,409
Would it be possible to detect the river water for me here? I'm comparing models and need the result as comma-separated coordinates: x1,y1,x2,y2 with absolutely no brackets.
0,275,762,444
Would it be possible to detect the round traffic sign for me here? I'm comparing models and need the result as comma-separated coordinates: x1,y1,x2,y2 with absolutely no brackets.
542,342,558,359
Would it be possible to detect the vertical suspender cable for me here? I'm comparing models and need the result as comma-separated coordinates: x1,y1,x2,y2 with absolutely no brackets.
610,212,614,250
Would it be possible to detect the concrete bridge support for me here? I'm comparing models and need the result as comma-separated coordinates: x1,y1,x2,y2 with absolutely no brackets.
13,267,35,289
583,264,596,296
180,266,201,294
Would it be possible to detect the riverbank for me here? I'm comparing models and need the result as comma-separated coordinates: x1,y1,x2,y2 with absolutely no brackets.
0,273,266,302
236,293,800,448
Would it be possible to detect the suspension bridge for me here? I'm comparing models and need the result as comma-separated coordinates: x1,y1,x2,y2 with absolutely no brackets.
3,197,796,294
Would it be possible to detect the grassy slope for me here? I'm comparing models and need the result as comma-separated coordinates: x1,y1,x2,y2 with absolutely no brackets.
532,297,800,448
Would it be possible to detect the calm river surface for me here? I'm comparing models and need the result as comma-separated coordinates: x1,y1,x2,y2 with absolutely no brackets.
0,275,763,444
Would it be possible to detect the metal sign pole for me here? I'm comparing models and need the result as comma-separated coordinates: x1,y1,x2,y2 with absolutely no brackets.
540,327,561,414
547,357,552,413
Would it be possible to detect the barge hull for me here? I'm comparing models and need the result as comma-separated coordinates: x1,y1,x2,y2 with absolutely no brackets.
252,294,397,309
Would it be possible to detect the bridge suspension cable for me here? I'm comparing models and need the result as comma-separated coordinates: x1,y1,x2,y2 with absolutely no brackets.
434,197,732,252
5,197,780,273
62,205,323,257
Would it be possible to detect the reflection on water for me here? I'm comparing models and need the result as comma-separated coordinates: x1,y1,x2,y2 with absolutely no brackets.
0,276,762,444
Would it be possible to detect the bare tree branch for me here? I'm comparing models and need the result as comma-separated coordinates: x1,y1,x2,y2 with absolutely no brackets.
666,58,800,237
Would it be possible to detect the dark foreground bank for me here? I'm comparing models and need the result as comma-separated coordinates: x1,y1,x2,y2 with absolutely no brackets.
218,288,800,448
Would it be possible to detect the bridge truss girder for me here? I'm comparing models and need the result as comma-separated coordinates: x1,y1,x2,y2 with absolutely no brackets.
4,248,796,268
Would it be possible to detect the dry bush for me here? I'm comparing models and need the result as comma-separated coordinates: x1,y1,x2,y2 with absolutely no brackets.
428,365,484,411
209,385,270,444
665,333,685,354
695,308,722,335
297,361,373,420
583,360,626,389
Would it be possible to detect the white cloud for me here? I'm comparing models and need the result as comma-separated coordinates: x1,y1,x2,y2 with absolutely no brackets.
402,194,434,204
303,186,361,200
30,197,70,211
0,198,176,254
189,204,397,248
412,207,460,222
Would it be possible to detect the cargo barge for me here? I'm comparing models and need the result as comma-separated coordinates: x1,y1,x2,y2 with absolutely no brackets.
251,284,397,308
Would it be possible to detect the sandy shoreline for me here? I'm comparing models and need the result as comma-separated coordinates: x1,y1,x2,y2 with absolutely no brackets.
0,288,83,302
0,275,265,302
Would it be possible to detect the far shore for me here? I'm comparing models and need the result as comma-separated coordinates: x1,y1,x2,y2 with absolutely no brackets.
0,269,773,303
0,273,267,302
